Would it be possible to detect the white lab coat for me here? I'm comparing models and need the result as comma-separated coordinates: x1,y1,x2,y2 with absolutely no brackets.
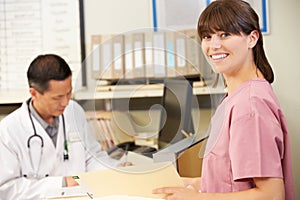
0,100,118,200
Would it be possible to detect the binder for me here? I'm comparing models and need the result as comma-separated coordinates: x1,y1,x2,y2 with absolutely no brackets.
91,29,204,81
91,35,102,79
111,34,125,80
132,33,145,78
124,33,134,79
144,31,154,78
99,119,114,148
105,119,119,145
95,119,108,150
174,32,187,76
153,32,166,78
184,29,202,76
165,31,176,77
101,35,114,80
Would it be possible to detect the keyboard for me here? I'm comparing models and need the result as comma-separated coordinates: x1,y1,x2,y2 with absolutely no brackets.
107,141,157,158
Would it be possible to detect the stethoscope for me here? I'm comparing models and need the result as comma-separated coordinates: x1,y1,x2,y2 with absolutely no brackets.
25,99,69,178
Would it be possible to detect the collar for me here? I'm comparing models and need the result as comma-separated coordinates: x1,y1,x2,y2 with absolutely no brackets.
28,99,59,129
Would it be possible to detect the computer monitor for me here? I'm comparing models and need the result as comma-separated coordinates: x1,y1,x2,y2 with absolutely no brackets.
158,79,194,149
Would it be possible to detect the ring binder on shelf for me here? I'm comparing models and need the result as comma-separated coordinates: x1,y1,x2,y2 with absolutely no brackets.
165,31,176,77
99,35,113,80
133,33,145,78
144,32,154,78
91,35,102,79
175,32,187,76
153,32,166,78
90,29,204,81
112,34,125,80
184,29,202,76
124,34,134,79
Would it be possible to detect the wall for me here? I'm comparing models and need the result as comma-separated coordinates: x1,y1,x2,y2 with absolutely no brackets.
83,0,152,54
82,0,153,91
264,1,300,198
83,1,300,198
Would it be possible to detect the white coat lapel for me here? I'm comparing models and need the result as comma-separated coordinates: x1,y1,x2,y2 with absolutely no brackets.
32,116,62,176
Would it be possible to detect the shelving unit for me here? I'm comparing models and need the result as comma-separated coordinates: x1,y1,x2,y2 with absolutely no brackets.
0,90,29,104
74,81,226,100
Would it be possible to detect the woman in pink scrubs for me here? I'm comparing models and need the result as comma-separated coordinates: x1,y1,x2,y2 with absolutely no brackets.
153,0,295,199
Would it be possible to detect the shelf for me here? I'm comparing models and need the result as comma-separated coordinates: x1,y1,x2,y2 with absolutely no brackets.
0,90,30,104
74,81,226,100
0,82,226,103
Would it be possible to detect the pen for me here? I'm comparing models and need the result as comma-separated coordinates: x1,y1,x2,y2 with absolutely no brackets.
124,143,129,163
181,130,190,138
87,192,93,199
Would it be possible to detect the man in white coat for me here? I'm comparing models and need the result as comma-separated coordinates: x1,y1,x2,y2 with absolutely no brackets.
0,54,123,199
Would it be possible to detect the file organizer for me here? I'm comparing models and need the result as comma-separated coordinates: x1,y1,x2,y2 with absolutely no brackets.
91,29,206,81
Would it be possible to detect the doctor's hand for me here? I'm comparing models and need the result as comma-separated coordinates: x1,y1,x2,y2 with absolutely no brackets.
65,176,79,187
117,161,133,167
152,185,201,200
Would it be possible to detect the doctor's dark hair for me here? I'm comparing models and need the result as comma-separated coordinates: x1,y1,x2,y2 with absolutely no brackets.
197,0,274,83
27,54,72,94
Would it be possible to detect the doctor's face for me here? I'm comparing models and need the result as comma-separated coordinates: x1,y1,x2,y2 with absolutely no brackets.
31,76,72,119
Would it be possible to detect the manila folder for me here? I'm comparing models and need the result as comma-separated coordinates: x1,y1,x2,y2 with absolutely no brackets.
77,162,184,198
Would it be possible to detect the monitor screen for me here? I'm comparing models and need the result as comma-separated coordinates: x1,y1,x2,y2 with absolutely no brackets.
158,79,194,149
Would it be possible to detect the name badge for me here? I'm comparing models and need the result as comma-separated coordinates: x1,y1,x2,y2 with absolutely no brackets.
68,131,82,142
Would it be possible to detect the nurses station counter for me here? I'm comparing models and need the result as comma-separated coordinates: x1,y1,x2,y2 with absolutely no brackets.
42,162,183,200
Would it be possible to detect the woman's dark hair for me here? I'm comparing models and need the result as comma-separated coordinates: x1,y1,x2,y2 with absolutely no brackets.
27,54,72,94
197,0,274,83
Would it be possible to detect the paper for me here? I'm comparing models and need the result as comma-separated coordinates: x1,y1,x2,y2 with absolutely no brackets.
51,195,162,200
94,195,162,200
41,186,89,199
76,162,183,199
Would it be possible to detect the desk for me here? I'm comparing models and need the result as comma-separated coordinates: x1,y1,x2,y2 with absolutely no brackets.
45,195,162,200
44,162,182,200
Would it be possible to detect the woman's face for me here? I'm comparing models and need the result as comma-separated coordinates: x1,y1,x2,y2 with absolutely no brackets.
201,31,255,77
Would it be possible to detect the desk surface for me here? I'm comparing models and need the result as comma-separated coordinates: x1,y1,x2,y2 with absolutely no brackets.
45,195,162,200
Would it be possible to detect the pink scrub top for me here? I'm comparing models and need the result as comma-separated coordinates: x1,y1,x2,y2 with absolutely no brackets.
201,79,295,200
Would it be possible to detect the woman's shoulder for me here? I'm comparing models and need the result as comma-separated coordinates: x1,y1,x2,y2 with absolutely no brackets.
230,79,276,102
226,79,280,116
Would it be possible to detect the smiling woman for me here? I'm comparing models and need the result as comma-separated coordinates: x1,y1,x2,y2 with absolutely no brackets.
152,0,295,199
197,0,273,85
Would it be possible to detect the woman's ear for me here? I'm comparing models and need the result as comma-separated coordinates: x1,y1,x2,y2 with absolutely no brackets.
248,30,259,49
